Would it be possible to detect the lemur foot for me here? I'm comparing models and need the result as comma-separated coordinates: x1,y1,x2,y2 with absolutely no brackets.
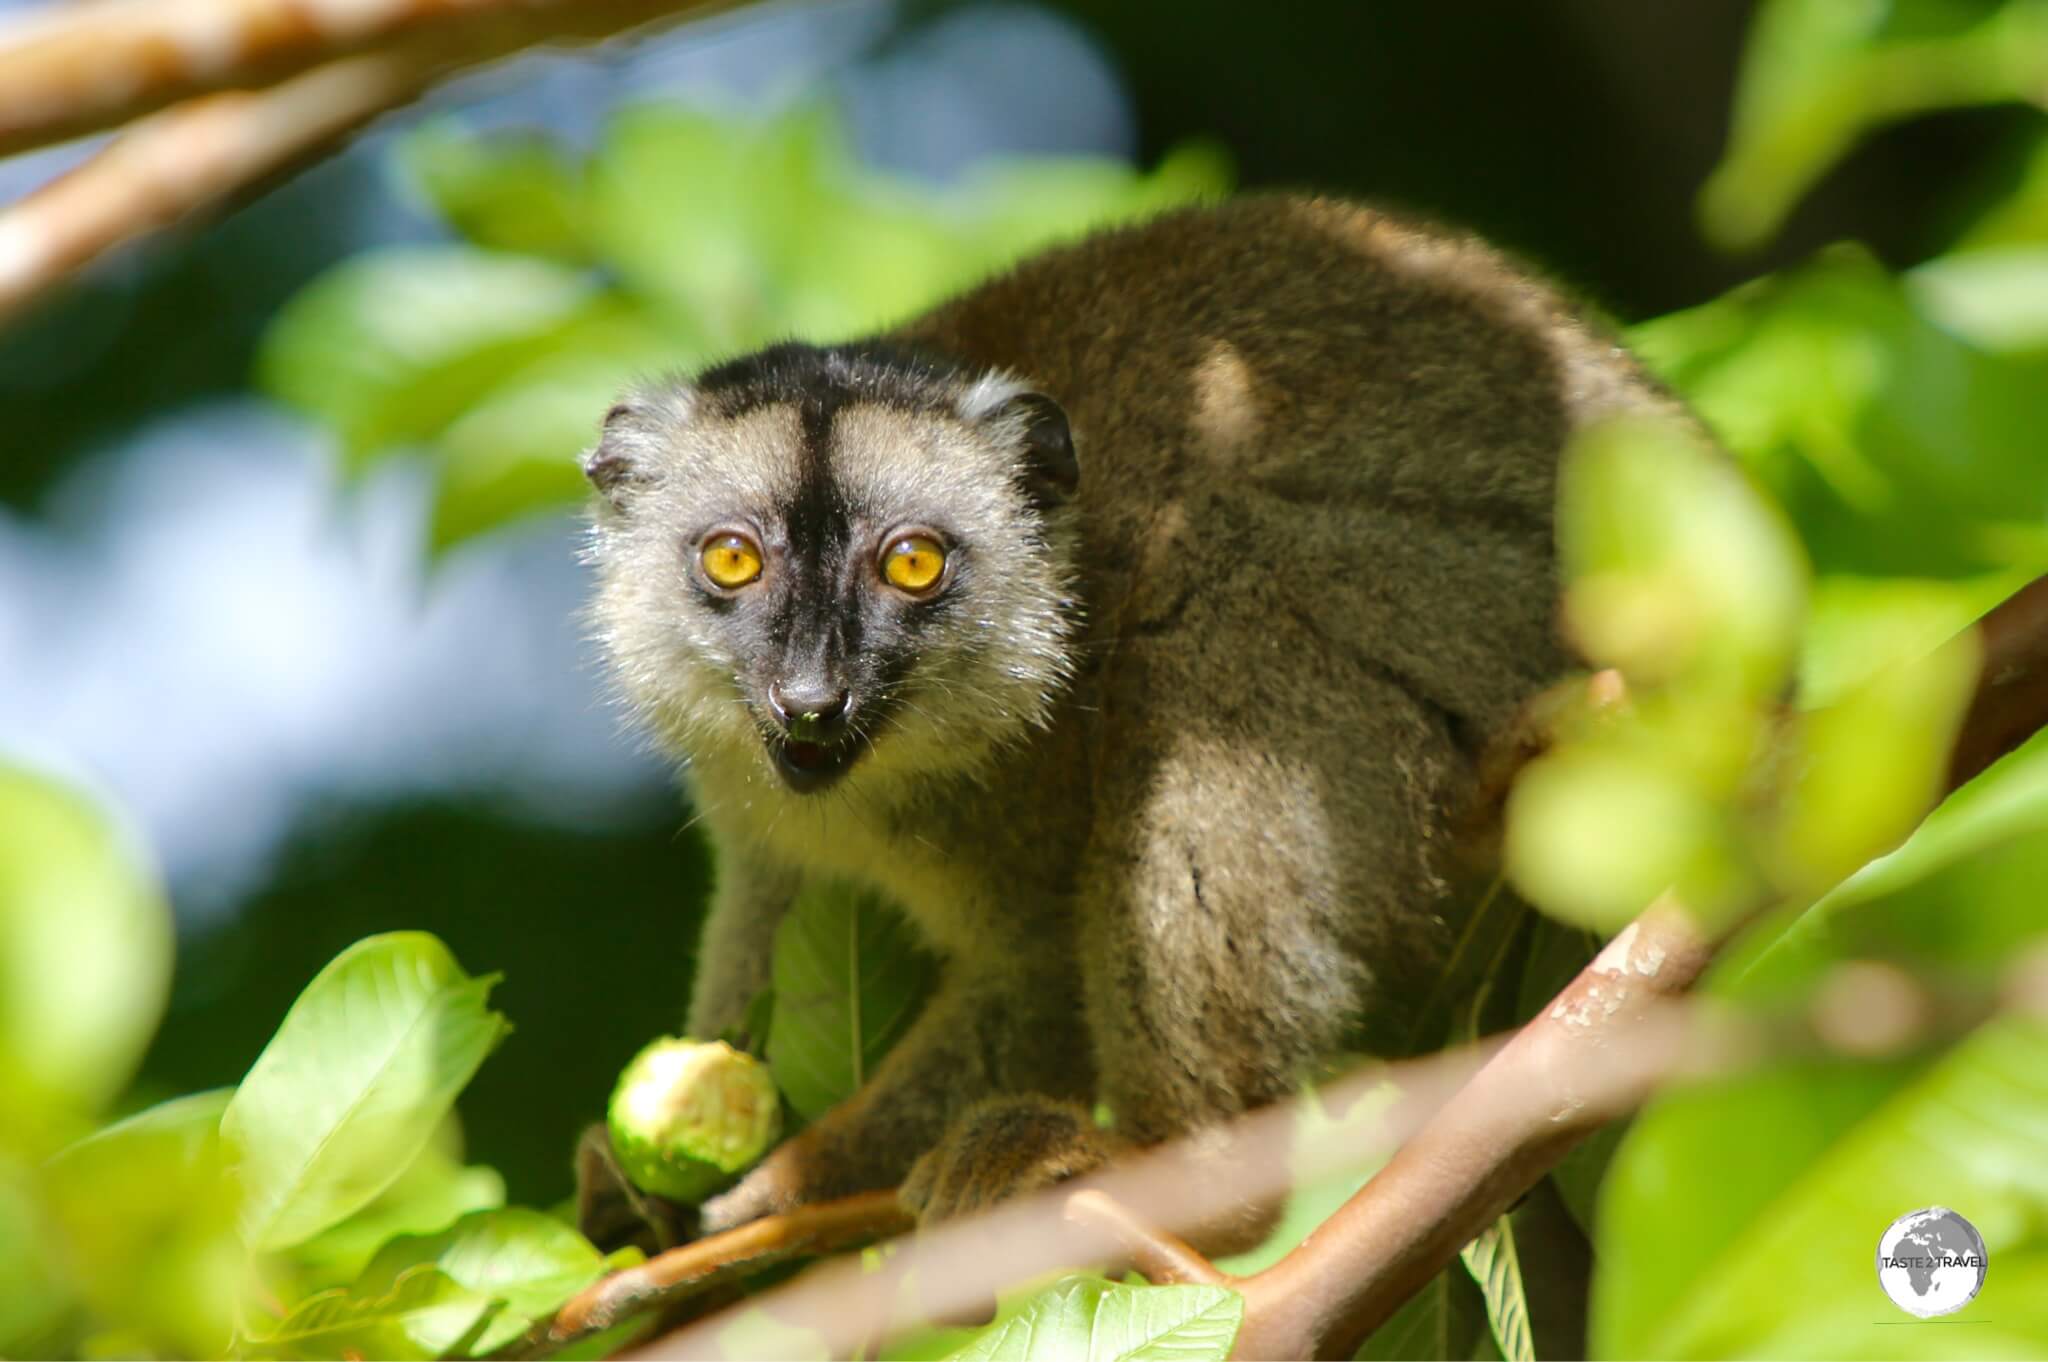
899,1095,1125,1225
572,1122,697,1253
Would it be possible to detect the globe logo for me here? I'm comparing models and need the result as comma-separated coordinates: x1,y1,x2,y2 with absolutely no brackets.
1876,1207,1987,1317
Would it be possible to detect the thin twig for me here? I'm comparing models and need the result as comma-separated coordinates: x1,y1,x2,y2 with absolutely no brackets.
523,1190,913,1356
1061,1190,1229,1288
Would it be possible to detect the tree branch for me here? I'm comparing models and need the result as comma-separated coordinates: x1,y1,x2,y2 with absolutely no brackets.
0,0,745,327
1231,900,1720,1359
1947,574,2048,789
0,50,429,327
0,0,735,161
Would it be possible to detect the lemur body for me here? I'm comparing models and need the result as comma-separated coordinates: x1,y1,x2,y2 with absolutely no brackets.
582,195,1690,1230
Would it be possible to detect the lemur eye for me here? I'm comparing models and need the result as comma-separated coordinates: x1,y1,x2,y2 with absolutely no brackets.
881,533,947,594
700,532,763,588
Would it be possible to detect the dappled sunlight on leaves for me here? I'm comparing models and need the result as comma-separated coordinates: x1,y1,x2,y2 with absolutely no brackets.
259,105,1231,552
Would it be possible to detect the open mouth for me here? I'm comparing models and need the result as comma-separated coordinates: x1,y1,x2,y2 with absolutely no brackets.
770,735,865,792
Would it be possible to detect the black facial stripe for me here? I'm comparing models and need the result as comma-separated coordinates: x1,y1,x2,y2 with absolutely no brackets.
767,424,846,693
694,340,974,422
775,388,854,681
787,390,844,563
832,585,866,673
779,568,886,685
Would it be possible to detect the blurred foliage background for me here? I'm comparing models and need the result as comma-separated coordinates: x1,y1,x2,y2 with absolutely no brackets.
5,0,2048,1357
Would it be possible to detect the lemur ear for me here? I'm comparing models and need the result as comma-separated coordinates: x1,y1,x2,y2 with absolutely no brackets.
999,392,1078,512
582,397,663,511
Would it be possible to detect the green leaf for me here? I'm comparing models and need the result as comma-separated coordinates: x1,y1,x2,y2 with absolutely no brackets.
1699,0,2045,250
264,105,1237,556
257,245,600,465
40,1090,242,1358
762,187,979,342
1594,641,2048,1357
353,1207,608,1354
942,1277,1243,1362
1633,248,2048,580
960,141,1229,268
1558,416,1808,695
1509,914,1627,1249
1590,1058,1905,1361
0,764,172,1152
1795,572,2021,710
427,298,685,550
767,881,936,1122
1908,245,2048,354
1594,1016,2048,1358
1460,1219,1534,1362
1503,745,1726,933
579,105,1233,356
280,1116,505,1291
708,1305,832,1360
1404,877,1526,1053
731,986,775,1056
0,1154,66,1354
221,932,511,1251
399,120,589,262
1767,628,1979,897
1513,916,1601,1027
1957,130,2048,252
1697,0,1898,251
550,1312,660,1360
1549,1121,1626,1243
1720,730,2048,1000
1356,1265,1492,1361
1600,716,2048,1345
240,1264,496,1361
585,105,827,349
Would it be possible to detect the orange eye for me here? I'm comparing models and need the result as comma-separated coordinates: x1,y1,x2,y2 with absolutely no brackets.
700,533,763,588
881,534,946,594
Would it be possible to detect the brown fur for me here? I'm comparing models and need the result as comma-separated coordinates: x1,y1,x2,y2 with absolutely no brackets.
581,195,1690,1233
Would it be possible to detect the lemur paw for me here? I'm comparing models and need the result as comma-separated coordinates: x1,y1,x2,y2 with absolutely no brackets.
696,1127,828,1234
899,1095,1125,1225
571,1122,697,1253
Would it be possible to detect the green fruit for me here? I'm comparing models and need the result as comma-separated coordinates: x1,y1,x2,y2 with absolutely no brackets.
606,1036,783,1203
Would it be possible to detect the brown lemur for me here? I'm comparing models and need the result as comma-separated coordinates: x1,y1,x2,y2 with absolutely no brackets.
580,194,1693,1236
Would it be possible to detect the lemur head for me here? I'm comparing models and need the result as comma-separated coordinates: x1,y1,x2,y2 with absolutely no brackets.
583,341,1081,798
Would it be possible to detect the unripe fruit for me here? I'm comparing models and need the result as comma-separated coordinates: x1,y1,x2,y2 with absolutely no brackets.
606,1036,782,1202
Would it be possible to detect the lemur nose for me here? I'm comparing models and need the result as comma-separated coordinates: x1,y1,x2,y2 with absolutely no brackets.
769,681,850,730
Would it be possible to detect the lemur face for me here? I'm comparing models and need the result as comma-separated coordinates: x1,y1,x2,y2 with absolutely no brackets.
583,343,1080,798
